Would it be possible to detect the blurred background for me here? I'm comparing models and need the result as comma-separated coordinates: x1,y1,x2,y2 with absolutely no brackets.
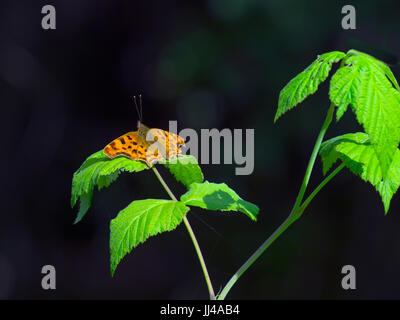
0,0,400,299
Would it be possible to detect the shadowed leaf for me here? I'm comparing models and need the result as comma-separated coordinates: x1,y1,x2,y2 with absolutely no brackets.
181,181,259,221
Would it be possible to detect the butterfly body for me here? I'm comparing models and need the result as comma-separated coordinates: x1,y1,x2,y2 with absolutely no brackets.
103,122,185,166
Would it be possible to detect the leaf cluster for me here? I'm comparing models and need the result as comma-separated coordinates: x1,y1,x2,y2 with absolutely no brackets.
275,49,400,213
71,153,259,275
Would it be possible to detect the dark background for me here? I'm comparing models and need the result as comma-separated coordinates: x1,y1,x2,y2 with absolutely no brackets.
0,0,400,299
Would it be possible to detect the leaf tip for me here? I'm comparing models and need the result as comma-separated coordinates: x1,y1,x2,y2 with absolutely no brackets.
383,204,390,215
73,216,82,225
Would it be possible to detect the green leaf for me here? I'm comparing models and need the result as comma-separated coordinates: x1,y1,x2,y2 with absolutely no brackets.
180,181,259,221
319,132,370,175
329,52,400,179
320,132,400,213
329,58,363,121
275,51,345,122
163,155,204,188
336,141,400,213
71,150,149,223
74,189,94,225
110,199,189,276
347,49,400,91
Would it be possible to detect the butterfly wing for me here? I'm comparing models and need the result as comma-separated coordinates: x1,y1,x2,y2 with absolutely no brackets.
162,130,185,158
138,123,185,164
103,131,150,163
104,123,185,166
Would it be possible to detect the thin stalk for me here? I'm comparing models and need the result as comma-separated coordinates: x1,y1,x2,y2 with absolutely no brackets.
217,215,294,300
289,103,335,217
152,166,178,201
217,104,336,300
216,163,344,300
151,167,216,300
295,163,346,219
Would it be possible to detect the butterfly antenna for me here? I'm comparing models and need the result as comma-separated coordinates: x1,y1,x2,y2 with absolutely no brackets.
139,94,143,122
133,95,142,124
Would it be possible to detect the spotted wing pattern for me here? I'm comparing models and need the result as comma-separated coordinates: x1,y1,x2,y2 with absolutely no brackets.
103,131,149,163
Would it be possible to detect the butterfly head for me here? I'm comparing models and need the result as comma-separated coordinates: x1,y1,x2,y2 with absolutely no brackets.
137,121,150,140
176,135,185,149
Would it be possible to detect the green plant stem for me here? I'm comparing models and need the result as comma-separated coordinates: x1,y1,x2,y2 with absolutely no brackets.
151,167,216,300
289,103,335,217
217,103,336,300
217,216,292,300
295,163,346,219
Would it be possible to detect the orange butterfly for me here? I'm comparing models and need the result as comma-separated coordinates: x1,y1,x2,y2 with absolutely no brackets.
103,96,185,166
